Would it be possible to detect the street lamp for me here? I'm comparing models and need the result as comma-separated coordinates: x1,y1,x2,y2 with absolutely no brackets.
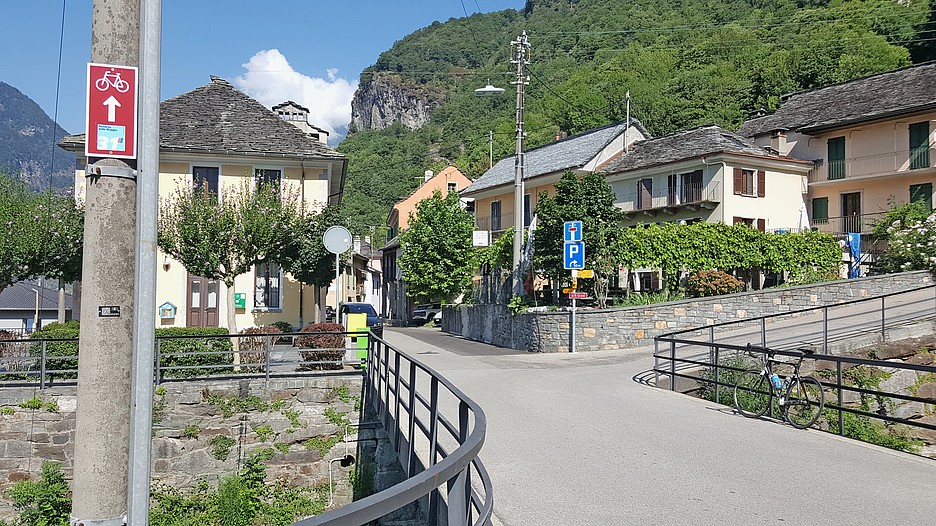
475,31,530,297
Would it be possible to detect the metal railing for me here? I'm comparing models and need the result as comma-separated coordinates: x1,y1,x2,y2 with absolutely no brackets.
296,335,493,525
810,212,886,235
808,147,935,183
619,180,721,213
475,210,515,232
653,284,936,446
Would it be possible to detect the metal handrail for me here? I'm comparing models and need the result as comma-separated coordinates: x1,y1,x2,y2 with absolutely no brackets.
294,335,493,525
653,283,936,446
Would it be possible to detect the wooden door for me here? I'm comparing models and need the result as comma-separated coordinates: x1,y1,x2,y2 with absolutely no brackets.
841,192,861,233
186,274,219,328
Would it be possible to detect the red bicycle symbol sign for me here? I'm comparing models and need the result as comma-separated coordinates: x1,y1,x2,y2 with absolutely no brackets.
95,69,130,93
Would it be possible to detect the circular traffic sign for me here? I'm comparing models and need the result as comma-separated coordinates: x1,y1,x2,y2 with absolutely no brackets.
323,225,352,254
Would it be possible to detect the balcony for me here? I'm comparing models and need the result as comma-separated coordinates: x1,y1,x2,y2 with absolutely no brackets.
810,211,886,235
619,181,721,216
475,211,515,232
808,147,934,184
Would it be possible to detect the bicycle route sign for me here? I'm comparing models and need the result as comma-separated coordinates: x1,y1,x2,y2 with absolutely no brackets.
86,62,138,159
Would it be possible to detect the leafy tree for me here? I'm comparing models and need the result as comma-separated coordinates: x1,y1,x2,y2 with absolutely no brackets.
875,204,936,273
533,171,623,307
399,190,475,302
157,181,299,336
0,172,83,291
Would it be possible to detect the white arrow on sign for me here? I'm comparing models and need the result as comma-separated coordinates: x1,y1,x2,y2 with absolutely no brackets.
103,95,121,122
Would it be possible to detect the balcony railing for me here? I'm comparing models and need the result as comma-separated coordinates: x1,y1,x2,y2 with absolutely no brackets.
475,211,514,232
808,147,934,183
810,211,887,235
619,181,721,214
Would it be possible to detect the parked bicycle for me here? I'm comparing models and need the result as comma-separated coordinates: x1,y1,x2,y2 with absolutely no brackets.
733,344,825,429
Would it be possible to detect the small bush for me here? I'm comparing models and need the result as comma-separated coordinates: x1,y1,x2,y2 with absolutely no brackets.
182,425,200,439
8,461,71,526
210,435,236,461
30,321,80,380
269,321,295,343
0,406,14,416
686,270,745,298
238,326,283,372
0,330,33,375
295,324,345,371
156,327,234,378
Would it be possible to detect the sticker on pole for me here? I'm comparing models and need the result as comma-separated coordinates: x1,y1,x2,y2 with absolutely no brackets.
86,63,138,159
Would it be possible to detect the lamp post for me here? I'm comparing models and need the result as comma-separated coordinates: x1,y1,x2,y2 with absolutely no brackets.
475,31,530,296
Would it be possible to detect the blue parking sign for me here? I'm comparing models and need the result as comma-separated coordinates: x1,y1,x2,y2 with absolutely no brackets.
564,242,585,269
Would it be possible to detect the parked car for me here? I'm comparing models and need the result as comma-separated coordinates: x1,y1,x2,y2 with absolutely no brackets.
338,302,383,337
432,310,443,327
411,303,442,325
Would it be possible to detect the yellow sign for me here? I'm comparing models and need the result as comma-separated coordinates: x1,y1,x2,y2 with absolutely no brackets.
578,269,594,279
562,287,574,294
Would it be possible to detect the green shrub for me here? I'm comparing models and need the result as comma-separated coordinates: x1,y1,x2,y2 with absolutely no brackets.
30,321,80,380
269,321,295,342
295,324,345,371
156,327,233,378
209,435,236,461
19,397,43,410
0,406,14,416
8,461,71,526
686,270,745,298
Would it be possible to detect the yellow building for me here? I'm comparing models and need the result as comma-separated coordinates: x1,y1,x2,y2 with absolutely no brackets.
740,63,936,235
61,76,348,330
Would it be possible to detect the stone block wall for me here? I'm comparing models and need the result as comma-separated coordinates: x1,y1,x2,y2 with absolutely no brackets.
445,271,934,353
0,375,406,522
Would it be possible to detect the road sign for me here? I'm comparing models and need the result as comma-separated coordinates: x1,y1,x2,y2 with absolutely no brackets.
564,242,584,269
562,287,574,294
564,221,583,242
86,63,139,159
569,292,587,299
573,269,594,279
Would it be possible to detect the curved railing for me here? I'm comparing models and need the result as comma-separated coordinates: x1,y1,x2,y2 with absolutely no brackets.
294,335,494,525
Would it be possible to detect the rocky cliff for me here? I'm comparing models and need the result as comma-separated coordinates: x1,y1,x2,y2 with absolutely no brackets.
349,73,446,133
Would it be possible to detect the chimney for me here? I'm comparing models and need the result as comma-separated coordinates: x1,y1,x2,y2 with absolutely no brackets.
770,131,787,155
424,170,433,182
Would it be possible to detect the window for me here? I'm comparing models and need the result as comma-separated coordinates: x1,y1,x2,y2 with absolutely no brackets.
193,166,218,196
638,178,653,210
254,261,281,310
682,170,703,202
255,168,281,191
733,168,764,197
827,137,846,179
733,216,765,232
447,182,458,194
524,193,532,227
909,122,931,170
491,201,502,231
910,183,933,211
812,197,829,224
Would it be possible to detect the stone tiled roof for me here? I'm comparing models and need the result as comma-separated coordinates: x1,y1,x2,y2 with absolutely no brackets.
739,62,936,137
599,126,806,174
462,119,649,195
61,77,344,159
0,281,72,311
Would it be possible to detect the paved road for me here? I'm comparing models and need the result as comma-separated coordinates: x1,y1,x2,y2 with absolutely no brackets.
383,327,936,526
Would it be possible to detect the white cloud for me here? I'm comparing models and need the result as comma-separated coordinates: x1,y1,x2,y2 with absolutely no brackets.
234,49,357,146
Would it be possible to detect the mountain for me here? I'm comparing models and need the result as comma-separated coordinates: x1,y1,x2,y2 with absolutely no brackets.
0,82,75,192
336,0,934,236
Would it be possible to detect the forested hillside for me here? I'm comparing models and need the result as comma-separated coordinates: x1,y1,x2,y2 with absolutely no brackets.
338,0,935,235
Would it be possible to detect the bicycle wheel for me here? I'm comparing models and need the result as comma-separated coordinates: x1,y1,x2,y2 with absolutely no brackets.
734,369,771,418
784,376,824,429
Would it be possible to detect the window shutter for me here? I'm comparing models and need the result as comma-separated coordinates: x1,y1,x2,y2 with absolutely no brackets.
757,170,766,197
733,216,742,225
733,167,742,195
757,218,765,232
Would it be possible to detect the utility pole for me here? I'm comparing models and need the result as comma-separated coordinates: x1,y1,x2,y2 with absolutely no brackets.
71,0,158,523
510,31,530,296
489,130,494,168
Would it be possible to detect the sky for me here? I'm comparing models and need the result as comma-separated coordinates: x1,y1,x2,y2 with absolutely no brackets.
2,0,524,145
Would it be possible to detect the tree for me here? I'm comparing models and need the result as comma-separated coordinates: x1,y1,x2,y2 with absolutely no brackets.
533,171,623,307
157,181,299,336
279,205,350,324
0,172,83,291
399,190,475,302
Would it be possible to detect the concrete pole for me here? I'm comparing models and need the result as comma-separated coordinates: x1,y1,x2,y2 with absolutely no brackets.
71,0,139,524
510,32,530,297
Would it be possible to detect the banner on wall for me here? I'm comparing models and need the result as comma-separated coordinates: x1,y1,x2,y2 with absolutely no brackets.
846,232,861,279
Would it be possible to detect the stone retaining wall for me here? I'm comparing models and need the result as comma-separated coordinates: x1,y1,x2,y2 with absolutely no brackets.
0,375,407,522
444,271,934,353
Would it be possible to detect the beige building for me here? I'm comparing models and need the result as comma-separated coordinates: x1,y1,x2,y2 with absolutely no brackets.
462,119,649,235
740,63,936,235
599,126,814,232
62,76,348,330
382,166,472,323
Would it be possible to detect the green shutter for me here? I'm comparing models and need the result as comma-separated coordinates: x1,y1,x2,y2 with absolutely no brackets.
827,137,845,180
910,183,933,211
812,197,829,224
909,122,930,170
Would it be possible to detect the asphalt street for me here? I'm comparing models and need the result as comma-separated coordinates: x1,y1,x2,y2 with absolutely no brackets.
383,327,936,526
